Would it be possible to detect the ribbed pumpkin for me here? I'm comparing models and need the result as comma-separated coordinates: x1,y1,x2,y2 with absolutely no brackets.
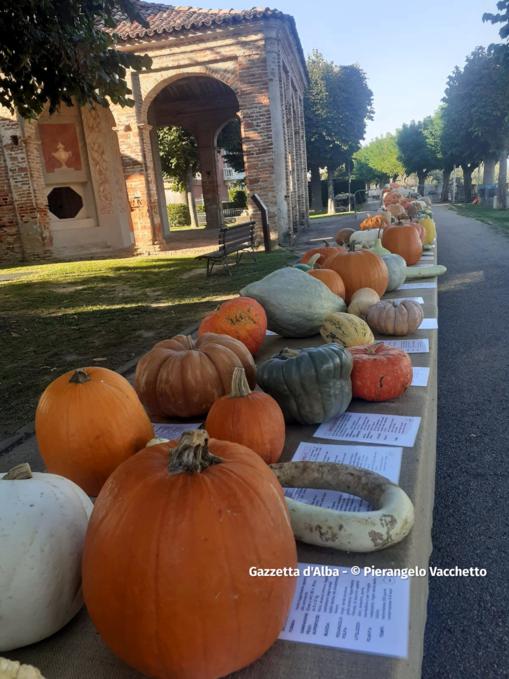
198,297,267,355
366,300,424,336
257,344,352,424
83,430,297,679
35,367,154,496
298,245,343,267
350,343,413,401
359,214,390,230
382,224,422,265
325,250,389,302
320,312,375,347
135,333,256,418
205,368,285,464
308,268,346,298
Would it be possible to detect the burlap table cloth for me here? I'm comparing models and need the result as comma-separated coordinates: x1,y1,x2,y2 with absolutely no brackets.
4,263,438,679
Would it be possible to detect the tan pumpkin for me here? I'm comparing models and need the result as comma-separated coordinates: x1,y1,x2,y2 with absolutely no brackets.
382,224,422,265
320,312,375,347
387,203,408,221
335,227,356,245
366,300,424,336
347,288,380,318
135,333,256,418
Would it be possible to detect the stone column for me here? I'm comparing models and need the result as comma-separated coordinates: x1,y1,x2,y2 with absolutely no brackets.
195,128,222,231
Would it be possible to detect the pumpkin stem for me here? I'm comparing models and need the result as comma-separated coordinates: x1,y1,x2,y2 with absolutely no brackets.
278,348,301,360
169,430,223,475
2,463,33,480
182,335,195,349
230,367,252,398
69,368,91,384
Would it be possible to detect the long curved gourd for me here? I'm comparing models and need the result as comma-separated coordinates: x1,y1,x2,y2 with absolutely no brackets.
405,264,446,280
270,461,414,552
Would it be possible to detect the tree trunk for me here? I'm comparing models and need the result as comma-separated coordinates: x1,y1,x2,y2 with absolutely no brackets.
440,168,451,202
417,170,426,196
497,149,507,209
185,165,198,228
461,164,473,203
310,165,323,212
482,156,497,206
327,167,336,215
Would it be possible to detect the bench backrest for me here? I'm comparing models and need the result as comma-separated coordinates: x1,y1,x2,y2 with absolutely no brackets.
219,221,255,254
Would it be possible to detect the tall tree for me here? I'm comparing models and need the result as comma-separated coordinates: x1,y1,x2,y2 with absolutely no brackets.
483,3,509,207
158,126,199,228
305,51,373,213
0,1,151,118
396,118,440,195
353,134,404,186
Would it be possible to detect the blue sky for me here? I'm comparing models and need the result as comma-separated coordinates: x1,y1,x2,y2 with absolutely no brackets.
152,0,503,142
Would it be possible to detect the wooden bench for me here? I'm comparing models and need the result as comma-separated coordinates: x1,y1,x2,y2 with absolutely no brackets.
196,221,257,276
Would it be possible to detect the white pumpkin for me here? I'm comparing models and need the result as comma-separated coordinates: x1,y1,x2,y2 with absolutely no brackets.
0,464,93,652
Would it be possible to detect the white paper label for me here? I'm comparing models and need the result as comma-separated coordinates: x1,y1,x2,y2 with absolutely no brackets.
418,318,438,330
153,422,202,438
379,338,429,353
392,296,425,304
315,413,421,448
286,442,402,512
398,281,437,290
280,563,410,658
411,366,430,387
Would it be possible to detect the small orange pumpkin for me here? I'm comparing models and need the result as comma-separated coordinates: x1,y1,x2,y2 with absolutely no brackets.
198,297,267,355
359,214,390,230
205,368,285,463
83,430,297,679
308,268,346,298
35,367,154,496
325,250,389,302
382,224,422,265
135,333,256,418
299,245,344,267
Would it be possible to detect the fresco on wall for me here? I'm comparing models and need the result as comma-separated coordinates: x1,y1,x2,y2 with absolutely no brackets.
39,123,82,173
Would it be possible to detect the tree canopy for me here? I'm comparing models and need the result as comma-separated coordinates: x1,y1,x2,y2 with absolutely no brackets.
0,0,151,118
353,134,404,184
304,50,373,172
158,126,198,191
396,118,441,189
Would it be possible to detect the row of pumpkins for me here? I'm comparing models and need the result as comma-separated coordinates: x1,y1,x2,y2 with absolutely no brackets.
0,196,440,679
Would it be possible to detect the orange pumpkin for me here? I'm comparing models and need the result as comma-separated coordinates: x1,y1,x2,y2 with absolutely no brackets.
198,297,267,355
299,245,344,267
205,367,285,463
83,430,297,679
135,333,256,418
408,221,425,242
308,268,346,298
325,250,389,302
350,343,413,401
359,214,390,230
383,190,401,206
35,367,154,496
382,224,422,265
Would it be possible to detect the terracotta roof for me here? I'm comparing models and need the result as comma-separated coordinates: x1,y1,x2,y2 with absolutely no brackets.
112,2,306,72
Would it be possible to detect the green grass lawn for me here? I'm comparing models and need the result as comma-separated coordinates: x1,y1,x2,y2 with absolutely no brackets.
0,249,292,438
451,204,509,229
309,210,356,220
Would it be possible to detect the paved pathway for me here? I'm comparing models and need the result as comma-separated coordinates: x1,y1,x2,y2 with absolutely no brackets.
422,205,509,678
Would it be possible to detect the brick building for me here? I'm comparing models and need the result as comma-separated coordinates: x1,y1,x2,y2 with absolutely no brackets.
0,3,308,262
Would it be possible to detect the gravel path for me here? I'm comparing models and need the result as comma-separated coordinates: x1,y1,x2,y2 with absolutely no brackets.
422,206,509,678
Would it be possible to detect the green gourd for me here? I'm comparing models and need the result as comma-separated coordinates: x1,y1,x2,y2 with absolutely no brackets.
405,264,446,280
257,344,352,424
382,253,407,291
240,267,346,338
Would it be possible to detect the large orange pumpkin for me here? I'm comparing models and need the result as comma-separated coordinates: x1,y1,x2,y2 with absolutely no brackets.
308,268,346,298
205,367,285,463
82,430,297,679
382,224,422,265
35,367,154,496
298,244,344,267
135,333,256,418
325,250,389,302
198,297,267,355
